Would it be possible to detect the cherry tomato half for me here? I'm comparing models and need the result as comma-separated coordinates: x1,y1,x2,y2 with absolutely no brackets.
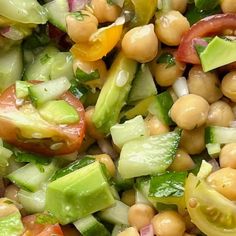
0,83,85,156
22,215,64,236
176,13,236,64
185,173,236,236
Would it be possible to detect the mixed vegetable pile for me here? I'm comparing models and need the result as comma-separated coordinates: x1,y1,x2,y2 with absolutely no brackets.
2,0,236,235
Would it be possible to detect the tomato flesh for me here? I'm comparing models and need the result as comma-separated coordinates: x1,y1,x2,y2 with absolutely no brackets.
185,173,236,236
22,215,64,236
176,13,236,64
0,83,85,155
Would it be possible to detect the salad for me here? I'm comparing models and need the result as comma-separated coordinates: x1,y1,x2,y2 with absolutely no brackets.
1,0,236,235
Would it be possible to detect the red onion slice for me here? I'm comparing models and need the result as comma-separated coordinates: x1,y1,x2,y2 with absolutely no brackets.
68,0,90,12
140,224,154,236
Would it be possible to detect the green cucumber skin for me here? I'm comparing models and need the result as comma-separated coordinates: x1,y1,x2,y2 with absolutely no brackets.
118,130,181,179
74,215,111,236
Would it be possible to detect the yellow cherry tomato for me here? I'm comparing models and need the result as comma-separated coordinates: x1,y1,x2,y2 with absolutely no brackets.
71,17,124,61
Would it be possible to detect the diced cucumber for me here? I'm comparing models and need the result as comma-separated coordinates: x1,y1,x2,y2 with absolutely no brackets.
38,100,79,125
28,77,71,106
135,189,151,205
98,200,129,226
0,46,23,92
112,225,128,236
0,146,13,176
205,126,236,144
0,0,47,24
92,52,138,134
74,215,110,236
136,177,185,212
206,143,221,158
44,0,69,32
148,91,174,125
18,188,46,213
50,52,74,80
113,171,134,191
7,160,58,192
23,46,59,81
118,130,181,179
128,64,157,103
15,81,32,99
46,162,115,224
111,115,149,149
110,185,120,200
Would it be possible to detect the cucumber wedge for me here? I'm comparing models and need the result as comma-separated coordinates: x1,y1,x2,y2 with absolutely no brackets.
118,130,181,178
44,0,69,32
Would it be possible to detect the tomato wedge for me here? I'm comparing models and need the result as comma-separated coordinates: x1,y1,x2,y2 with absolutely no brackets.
0,83,85,156
22,215,64,236
185,173,236,236
176,13,236,64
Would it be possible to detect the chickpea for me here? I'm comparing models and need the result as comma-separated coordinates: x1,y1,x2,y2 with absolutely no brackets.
94,154,116,177
4,184,19,202
221,71,236,102
207,167,236,201
207,101,234,127
85,107,104,140
150,54,186,87
117,227,139,236
128,203,155,230
171,0,188,13
180,126,205,155
152,210,186,236
121,189,135,206
90,0,121,23
187,66,222,103
219,143,236,168
170,94,209,130
221,0,236,13
155,11,190,46
73,58,107,88
169,149,195,171
66,10,98,43
122,24,158,63
145,115,169,136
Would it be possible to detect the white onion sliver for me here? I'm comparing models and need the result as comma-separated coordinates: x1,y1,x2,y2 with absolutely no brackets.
172,76,189,98
140,224,154,236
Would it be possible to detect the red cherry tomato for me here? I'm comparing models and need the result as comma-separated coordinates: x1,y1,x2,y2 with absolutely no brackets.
0,82,85,156
22,215,64,236
176,13,236,64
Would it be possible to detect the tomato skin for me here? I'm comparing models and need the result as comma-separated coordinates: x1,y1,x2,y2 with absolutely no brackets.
185,173,236,236
22,215,64,236
176,13,236,64
0,83,85,156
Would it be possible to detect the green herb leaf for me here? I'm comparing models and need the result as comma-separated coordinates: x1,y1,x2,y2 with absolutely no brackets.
156,52,176,68
149,171,188,198
14,150,51,167
35,213,58,225
71,11,89,21
75,68,100,83
51,156,95,181
69,79,89,99
107,0,114,5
